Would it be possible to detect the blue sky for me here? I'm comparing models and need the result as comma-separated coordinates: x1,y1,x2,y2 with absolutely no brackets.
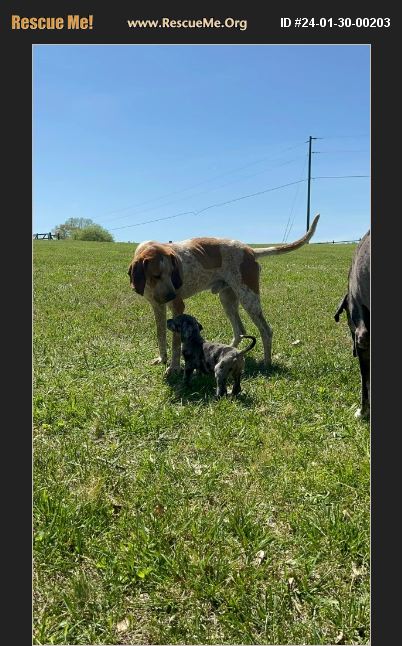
33,45,370,243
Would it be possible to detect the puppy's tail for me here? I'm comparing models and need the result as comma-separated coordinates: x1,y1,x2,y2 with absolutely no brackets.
238,335,257,355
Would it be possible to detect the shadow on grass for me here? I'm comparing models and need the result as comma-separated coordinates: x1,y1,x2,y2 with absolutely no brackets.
165,358,291,406
166,374,255,406
166,371,222,404
242,357,292,378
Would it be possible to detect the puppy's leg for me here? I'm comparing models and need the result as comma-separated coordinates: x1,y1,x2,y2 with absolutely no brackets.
214,360,228,398
232,376,242,396
219,287,247,347
151,303,168,365
184,364,194,384
236,287,273,367
231,360,243,397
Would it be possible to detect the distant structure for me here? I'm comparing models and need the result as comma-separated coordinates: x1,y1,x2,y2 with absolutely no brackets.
33,232,60,240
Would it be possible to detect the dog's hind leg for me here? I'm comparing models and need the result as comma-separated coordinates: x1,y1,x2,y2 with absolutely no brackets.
219,286,247,347
231,374,242,396
214,361,228,398
236,287,273,367
231,360,244,396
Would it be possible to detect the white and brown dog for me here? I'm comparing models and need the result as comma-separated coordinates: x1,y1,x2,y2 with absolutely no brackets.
128,214,320,374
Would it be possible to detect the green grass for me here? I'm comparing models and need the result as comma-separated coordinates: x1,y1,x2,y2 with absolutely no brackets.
33,239,369,645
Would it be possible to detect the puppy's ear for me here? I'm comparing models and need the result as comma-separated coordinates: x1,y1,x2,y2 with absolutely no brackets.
198,322,203,331
130,259,147,295
167,318,177,332
170,254,183,290
334,294,348,322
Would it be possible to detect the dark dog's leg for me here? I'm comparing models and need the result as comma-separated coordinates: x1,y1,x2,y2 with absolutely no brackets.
351,308,370,419
356,347,370,419
184,365,194,384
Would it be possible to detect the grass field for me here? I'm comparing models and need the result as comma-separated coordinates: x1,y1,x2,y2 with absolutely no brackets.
33,239,370,645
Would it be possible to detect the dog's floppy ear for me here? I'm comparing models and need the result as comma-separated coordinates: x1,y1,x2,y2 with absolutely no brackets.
170,254,183,290
166,318,178,332
198,322,203,331
334,294,348,322
130,259,147,295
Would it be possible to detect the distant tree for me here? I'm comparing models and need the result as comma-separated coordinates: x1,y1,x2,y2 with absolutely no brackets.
72,224,114,242
52,224,69,239
53,217,96,239
65,217,95,230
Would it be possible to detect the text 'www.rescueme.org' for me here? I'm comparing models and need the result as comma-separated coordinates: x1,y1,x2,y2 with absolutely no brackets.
127,17,248,31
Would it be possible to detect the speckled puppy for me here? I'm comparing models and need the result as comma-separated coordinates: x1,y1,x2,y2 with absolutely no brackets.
167,314,256,397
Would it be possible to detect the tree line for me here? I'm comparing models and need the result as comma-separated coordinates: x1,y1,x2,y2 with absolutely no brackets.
53,218,114,242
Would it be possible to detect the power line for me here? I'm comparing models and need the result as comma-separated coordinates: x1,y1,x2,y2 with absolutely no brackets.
282,154,308,242
92,134,370,235
97,137,369,230
313,150,368,154
100,154,305,227
110,179,307,231
97,140,307,224
111,210,197,231
305,133,369,233
312,175,369,179
319,134,369,139
109,172,369,232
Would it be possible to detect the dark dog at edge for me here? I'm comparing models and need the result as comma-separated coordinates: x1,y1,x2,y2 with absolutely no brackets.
167,314,256,397
334,230,370,419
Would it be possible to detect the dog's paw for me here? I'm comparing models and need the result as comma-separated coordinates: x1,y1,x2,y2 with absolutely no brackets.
151,356,167,365
164,364,182,376
354,407,370,420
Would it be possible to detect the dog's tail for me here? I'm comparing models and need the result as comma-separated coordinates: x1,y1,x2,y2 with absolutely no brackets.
238,335,257,355
253,214,320,258
334,293,348,322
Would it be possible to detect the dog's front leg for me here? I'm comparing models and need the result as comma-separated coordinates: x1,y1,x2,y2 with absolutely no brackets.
166,297,185,375
151,303,168,365
166,331,182,375
184,365,194,383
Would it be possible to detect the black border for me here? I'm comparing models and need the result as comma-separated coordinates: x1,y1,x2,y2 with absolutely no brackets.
4,3,399,644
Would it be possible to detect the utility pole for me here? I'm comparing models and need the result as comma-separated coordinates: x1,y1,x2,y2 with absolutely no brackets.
306,136,323,231
306,136,313,232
